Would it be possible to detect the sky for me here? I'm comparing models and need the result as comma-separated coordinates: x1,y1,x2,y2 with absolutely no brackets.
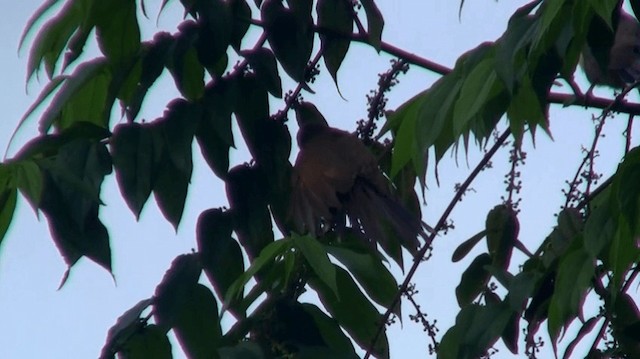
0,1,638,358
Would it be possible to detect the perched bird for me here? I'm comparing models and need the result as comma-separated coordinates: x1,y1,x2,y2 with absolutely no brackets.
288,102,431,260
581,5,640,90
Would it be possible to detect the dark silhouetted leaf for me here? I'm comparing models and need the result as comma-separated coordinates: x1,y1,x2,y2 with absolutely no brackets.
196,208,244,317
153,253,202,331
309,266,389,358
486,204,519,270
229,0,251,50
100,298,153,358
0,179,17,248
167,21,205,101
173,284,222,359
111,123,155,218
13,159,43,211
261,0,313,85
196,79,236,179
38,139,113,285
196,0,233,74
456,252,492,306
452,229,486,262
241,47,283,98
225,165,274,260
317,0,353,88
359,0,384,51
563,317,599,359
301,303,358,358
117,324,172,359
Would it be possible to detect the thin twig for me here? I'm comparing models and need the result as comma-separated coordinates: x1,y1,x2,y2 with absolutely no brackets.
364,129,512,358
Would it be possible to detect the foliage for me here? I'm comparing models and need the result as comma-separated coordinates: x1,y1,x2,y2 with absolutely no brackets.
5,0,640,358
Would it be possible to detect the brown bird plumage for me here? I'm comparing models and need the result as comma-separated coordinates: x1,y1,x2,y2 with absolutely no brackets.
289,102,429,260
581,7,640,89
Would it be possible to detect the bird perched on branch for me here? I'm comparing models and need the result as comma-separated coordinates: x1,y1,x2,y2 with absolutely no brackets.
581,3,640,91
288,102,431,261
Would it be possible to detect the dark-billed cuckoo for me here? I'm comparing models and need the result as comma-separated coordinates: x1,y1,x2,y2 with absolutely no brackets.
289,102,430,257
581,4,640,90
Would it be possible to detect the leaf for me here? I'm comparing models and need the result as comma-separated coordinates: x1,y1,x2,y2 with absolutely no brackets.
485,204,519,270
292,233,338,298
547,246,594,344
38,58,112,133
225,164,274,260
12,159,43,211
229,0,251,50
168,22,205,101
38,139,113,284
111,123,154,218
224,239,290,306
153,253,202,331
173,284,222,359
100,298,154,358
452,230,487,262
196,0,233,73
261,0,313,85
151,100,199,229
196,79,236,179
196,208,245,317
217,342,264,358
117,325,172,359
506,75,545,144
25,0,82,80
19,0,64,51
455,253,492,306
325,237,399,314
309,266,389,358
301,303,358,358
91,0,141,65
359,0,384,52
0,186,17,249
317,0,353,88
562,316,600,359
241,47,283,98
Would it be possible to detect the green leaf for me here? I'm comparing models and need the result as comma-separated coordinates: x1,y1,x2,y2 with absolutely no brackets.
455,253,492,306
562,316,599,359
241,48,283,98
359,0,384,52
309,266,389,358
485,205,519,270
38,58,113,133
325,238,399,314
224,239,290,305
19,0,64,52
301,303,358,358
196,208,244,317
91,0,141,65
292,233,338,298
506,75,545,144
117,324,172,359
0,186,18,249
100,298,154,358
196,79,236,178
452,230,487,262
12,159,43,211
153,253,202,331
111,123,154,219
173,284,222,359
317,0,353,88
261,0,313,85
25,0,83,80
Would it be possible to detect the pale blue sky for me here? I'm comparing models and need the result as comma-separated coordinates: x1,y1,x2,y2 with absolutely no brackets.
0,1,636,358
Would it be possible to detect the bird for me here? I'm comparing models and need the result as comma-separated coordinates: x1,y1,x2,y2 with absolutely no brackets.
581,4,640,91
288,102,432,262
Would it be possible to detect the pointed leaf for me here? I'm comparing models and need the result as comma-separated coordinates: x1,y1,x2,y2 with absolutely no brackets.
317,0,353,87
293,233,338,298
455,253,492,306
452,230,487,262
196,208,244,317
309,266,389,358
13,159,43,210
0,185,17,249
117,324,172,359
485,204,519,270
173,284,222,359
229,0,251,50
241,47,283,98
359,0,384,51
100,298,154,358
301,303,358,357
92,0,141,65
